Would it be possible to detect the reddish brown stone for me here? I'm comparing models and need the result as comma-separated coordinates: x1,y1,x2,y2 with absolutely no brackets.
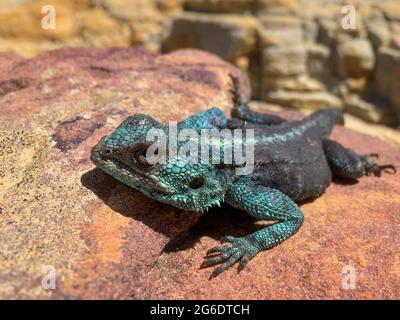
0,47,246,299
146,124,400,299
0,47,398,299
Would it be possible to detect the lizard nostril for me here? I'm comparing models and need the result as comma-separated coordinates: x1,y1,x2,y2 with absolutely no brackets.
189,176,205,190
101,148,112,157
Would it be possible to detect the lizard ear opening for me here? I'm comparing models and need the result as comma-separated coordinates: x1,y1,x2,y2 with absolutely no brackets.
189,176,205,190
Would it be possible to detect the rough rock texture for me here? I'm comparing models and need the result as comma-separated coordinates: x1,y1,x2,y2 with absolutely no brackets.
160,0,400,125
343,94,396,126
265,90,342,110
149,125,400,299
146,105,400,300
0,47,248,299
376,47,400,111
162,13,259,62
2,0,400,125
336,38,375,79
0,47,399,299
262,45,306,77
184,0,255,13
0,0,182,55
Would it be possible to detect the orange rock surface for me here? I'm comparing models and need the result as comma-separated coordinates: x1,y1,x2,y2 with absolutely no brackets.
0,48,398,299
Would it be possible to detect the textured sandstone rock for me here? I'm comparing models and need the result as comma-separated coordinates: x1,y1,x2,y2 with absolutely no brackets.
162,12,259,62
316,17,343,47
0,0,81,41
343,78,368,94
343,113,400,147
376,47,400,110
379,2,400,22
259,26,303,47
92,0,159,20
303,19,319,43
184,0,255,13
262,75,324,92
305,43,332,81
74,8,132,47
1,0,400,126
343,94,397,126
390,37,400,50
366,17,391,50
91,0,182,51
258,14,307,98
146,106,400,299
0,47,399,299
0,47,249,299
337,38,375,79
258,14,302,29
256,0,300,16
264,90,342,110
262,45,306,77
0,0,179,56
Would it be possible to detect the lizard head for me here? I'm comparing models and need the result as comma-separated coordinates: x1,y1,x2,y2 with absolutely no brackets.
91,114,230,212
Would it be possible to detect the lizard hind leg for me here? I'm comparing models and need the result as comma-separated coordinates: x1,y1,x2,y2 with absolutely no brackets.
323,138,396,179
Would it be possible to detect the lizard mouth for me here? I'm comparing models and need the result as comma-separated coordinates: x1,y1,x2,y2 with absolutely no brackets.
91,141,172,194
174,193,225,213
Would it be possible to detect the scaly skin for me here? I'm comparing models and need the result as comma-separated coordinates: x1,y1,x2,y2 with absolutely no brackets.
91,76,396,279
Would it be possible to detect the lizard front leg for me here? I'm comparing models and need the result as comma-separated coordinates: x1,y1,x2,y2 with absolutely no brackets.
178,107,228,131
201,176,304,279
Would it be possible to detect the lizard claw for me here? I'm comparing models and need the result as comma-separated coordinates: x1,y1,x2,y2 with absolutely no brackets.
362,154,396,177
362,153,397,177
367,153,379,159
379,164,396,174
201,236,258,279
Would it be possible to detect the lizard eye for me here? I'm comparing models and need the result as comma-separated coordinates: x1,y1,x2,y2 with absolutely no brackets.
189,176,205,190
133,143,154,168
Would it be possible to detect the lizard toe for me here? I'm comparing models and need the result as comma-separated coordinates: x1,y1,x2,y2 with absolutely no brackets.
237,252,256,272
206,245,231,255
209,253,242,280
361,155,396,177
203,236,259,279
379,164,396,174
201,252,230,268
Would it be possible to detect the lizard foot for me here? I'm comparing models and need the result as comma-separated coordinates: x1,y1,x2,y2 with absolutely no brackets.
361,153,396,177
201,235,259,279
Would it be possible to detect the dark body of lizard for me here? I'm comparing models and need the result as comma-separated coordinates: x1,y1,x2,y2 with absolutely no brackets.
91,76,396,278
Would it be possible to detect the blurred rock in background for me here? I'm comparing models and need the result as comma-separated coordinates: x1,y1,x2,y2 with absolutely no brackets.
0,0,182,54
1,0,400,132
1,1,400,299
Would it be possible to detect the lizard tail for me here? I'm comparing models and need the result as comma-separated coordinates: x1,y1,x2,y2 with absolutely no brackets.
229,74,247,109
307,108,344,137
